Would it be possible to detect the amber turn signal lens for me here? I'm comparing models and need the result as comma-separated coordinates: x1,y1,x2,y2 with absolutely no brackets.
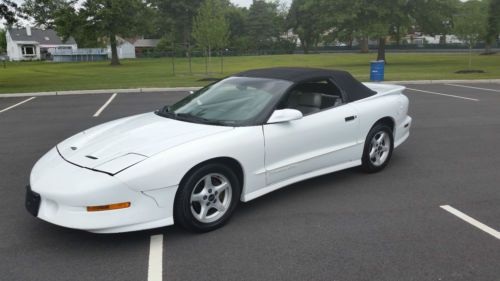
87,202,131,212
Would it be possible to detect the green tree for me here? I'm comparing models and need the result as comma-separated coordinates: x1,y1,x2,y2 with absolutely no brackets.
372,0,413,61
328,0,457,61
411,0,460,44
247,0,283,50
22,0,100,47
319,0,404,58
0,0,20,25
53,4,99,47
453,0,488,69
22,0,71,28
192,0,229,60
155,37,172,53
22,0,151,64
485,0,500,53
225,4,249,50
0,28,6,53
148,0,204,49
287,0,330,54
81,0,152,65
326,0,379,53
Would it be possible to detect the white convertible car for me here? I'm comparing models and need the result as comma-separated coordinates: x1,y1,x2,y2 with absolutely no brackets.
26,68,412,233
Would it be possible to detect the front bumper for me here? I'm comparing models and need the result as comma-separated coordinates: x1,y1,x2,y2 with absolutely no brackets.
394,115,412,148
25,185,41,217
28,147,177,233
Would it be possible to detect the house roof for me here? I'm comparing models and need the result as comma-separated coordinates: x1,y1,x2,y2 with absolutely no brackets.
7,27,76,45
133,39,160,48
115,36,134,46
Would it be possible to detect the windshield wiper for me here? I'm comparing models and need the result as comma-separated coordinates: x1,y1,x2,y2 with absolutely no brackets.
155,106,177,119
176,113,229,126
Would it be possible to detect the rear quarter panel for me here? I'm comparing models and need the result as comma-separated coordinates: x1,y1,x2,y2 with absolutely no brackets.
352,84,408,144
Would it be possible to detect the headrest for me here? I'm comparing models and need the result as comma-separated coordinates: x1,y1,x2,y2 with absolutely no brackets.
298,93,322,107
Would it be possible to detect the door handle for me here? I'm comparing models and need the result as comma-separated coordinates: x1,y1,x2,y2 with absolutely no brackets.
345,115,357,122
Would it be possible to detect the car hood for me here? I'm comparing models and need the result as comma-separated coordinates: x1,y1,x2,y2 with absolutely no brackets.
57,113,233,174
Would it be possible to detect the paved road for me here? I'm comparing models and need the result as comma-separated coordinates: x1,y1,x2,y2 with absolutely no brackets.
0,84,499,281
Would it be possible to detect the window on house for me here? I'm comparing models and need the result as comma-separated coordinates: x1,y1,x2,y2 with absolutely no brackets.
22,45,36,56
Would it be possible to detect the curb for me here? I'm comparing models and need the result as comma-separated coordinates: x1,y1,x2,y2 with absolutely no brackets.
383,79,500,85
0,87,201,98
1,80,499,98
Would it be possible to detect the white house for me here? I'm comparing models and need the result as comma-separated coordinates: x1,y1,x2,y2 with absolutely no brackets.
107,37,136,59
133,38,160,57
6,27,77,61
107,37,160,59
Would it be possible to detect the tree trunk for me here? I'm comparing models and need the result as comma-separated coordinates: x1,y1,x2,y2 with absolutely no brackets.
485,43,492,54
377,37,386,62
208,44,211,65
360,37,369,53
220,49,224,74
395,26,401,46
109,33,120,66
439,34,446,45
171,41,175,76
205,48,208,75
302,41,309,54
188,42,192,75
468,43,472,70
484,32,495,54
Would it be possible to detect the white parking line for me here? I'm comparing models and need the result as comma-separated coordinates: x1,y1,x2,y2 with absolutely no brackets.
148,234,164,281
445,83,500,93
93,93,117,117
406,88,479,102
0,97,36,114
441,205,500,240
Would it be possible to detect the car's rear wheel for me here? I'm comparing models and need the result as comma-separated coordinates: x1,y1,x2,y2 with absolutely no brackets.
174,163,240,232
361,123,394,173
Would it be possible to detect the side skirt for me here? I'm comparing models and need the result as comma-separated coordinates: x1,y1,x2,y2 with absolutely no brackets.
242,160,362,202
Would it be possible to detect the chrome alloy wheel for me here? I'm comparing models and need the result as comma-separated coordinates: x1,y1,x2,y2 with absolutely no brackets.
190,173,232,223
369,131,391,167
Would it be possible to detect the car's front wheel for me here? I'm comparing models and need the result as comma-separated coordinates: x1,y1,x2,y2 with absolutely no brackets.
361,123,394,173
174,163,241,232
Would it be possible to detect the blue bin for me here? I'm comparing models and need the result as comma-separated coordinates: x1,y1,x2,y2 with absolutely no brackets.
370,60,385,81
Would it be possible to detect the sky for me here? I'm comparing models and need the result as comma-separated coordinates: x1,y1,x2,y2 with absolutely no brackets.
1,0,290,27
231,0,256,7
8,0,290,8
231,0,291,8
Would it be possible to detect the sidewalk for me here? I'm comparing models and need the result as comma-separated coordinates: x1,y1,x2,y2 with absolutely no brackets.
1,79,499,98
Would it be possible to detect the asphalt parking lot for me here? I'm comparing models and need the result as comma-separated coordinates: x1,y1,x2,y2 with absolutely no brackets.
1,83,499,281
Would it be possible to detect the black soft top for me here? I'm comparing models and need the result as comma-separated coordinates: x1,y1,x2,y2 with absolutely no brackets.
235,67,376,102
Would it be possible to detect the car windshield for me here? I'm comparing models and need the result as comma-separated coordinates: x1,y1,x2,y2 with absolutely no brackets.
158,77,292,126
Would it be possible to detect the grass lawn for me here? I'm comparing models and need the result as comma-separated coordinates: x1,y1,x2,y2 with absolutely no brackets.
1,52,499,94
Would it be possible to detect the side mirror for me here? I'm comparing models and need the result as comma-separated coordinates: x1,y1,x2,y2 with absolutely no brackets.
267,109,303,124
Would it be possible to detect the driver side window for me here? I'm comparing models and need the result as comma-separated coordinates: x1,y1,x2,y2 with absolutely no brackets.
279,79,344,116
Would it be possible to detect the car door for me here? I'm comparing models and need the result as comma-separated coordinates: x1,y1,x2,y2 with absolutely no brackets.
263,95,360,186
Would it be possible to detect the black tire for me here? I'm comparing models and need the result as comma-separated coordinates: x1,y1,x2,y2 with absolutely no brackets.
174,163,241,232
361,123,394,173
